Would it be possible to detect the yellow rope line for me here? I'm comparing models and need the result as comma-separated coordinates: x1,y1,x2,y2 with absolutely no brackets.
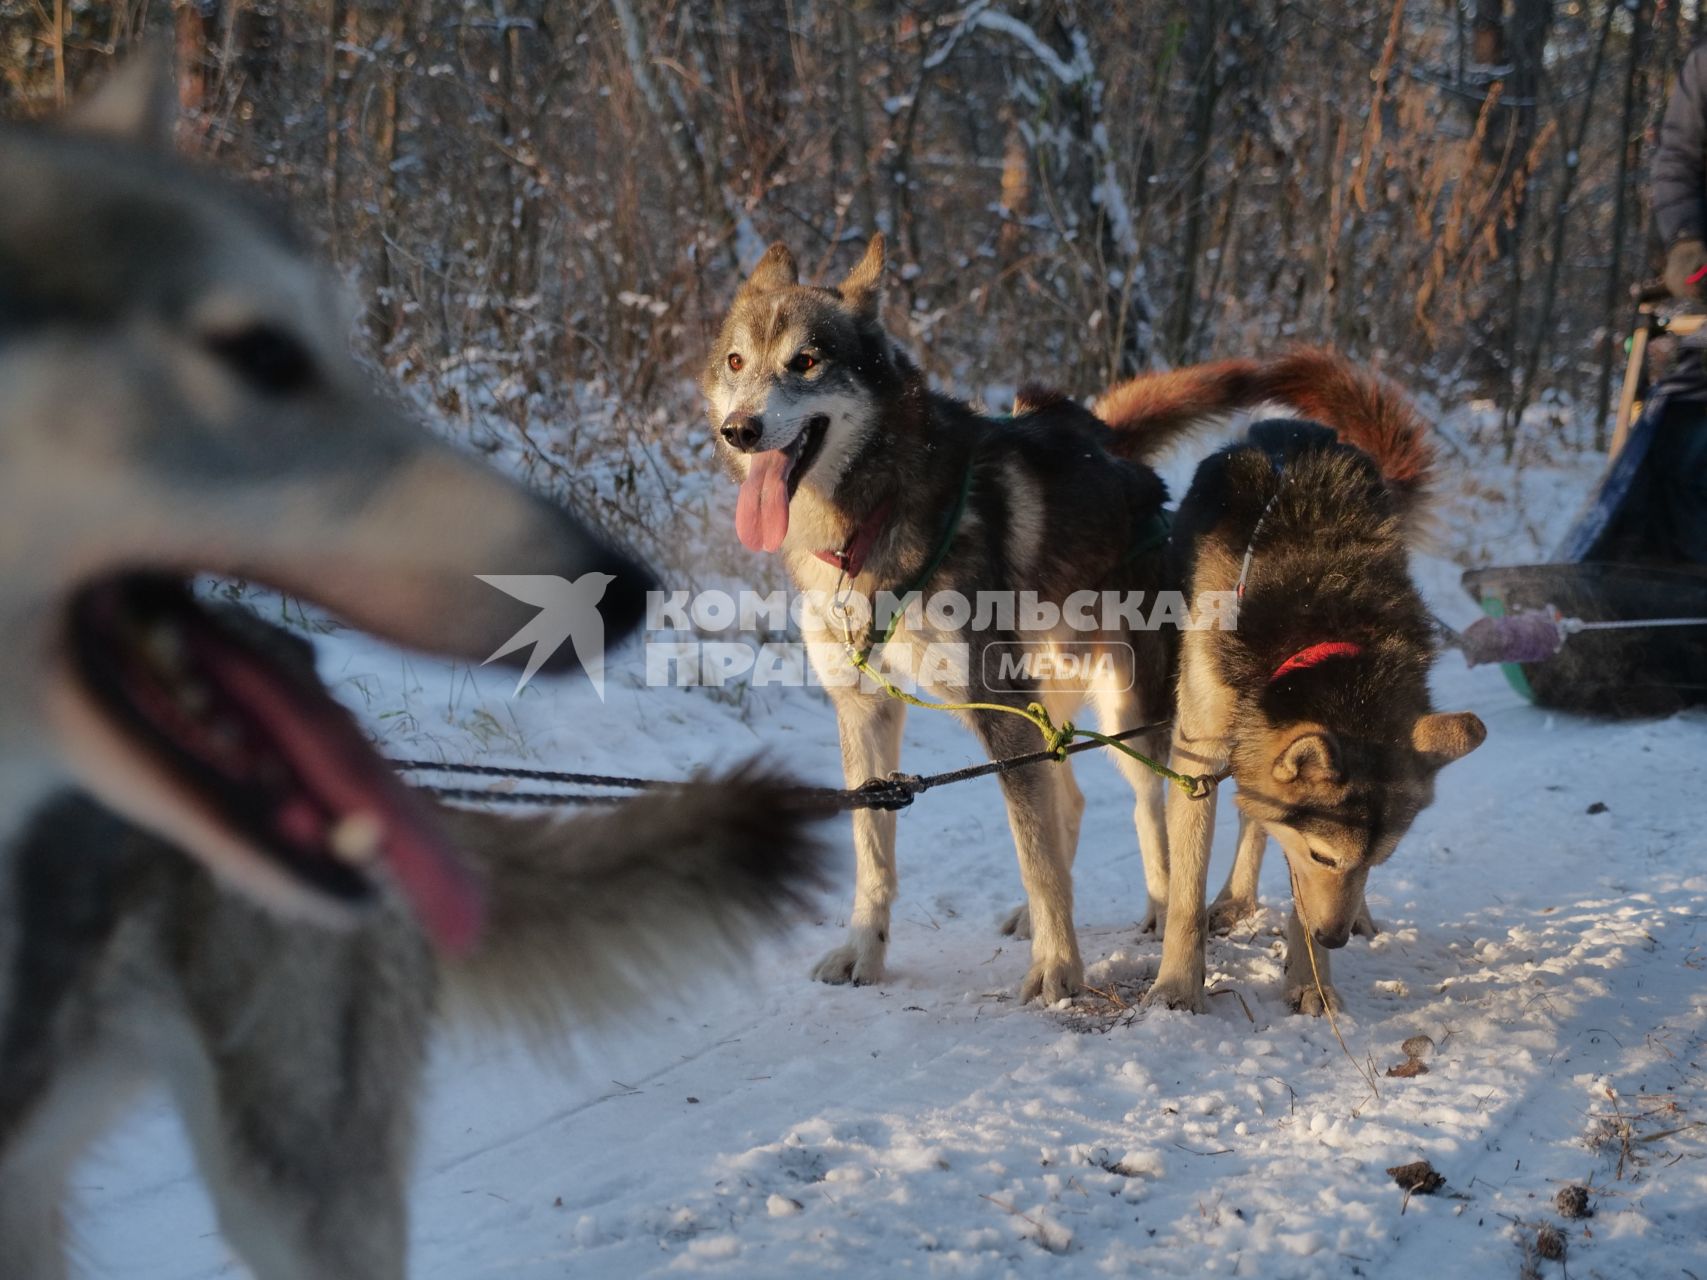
845,642,1215,798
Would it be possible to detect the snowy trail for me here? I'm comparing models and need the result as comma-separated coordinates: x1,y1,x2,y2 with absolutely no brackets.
75,580,1707,1277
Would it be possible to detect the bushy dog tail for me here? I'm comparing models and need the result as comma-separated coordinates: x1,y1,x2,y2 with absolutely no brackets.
436,767,827,1041
1092,358,1268,461
1094,349,1433,522
1250,348,1435,522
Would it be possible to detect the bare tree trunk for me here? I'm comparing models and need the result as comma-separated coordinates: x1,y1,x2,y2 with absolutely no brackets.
889,33,932,298
1593,0,1653,445
996,111,1029,269
835,1,879,236
1503,0,1616,455
1644,0,1684,261
1465,0,1554,396
322,0,349,259
494,4,529,316
50,0,66,107
1164,0,1223,361
1042,6,1147,376
372,4,403,349
1198,133,1250,357
1455,0,1467,83
174,0,210,116
608,0,737,272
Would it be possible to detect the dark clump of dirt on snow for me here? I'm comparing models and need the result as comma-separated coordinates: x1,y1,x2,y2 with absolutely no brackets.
1554,1184,1592,1219
1386,1160,1446,1195
1535,1224,1566,1261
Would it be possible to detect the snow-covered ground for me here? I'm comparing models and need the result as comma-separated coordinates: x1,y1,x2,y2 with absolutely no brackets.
75,419,1706,1278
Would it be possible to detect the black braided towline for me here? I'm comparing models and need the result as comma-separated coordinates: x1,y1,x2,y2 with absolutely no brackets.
393,717,1181,813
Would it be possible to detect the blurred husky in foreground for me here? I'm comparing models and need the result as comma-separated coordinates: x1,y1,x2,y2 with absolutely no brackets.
1142,354,1486,1015
0,57,822,1278
700,238,1443,1008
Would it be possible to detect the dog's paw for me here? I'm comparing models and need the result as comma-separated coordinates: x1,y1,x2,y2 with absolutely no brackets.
1142,968,1206,1014
1351,905,1380,939
1207,894,1261,934
1287,980,1343,1017
999,903,1032,939
1020,954,1084,1005
810,933,885,986
1138,897,1166,937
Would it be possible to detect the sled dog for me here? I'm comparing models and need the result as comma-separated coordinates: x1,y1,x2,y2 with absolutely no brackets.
0,58,824,1277
1142,352,1486,1015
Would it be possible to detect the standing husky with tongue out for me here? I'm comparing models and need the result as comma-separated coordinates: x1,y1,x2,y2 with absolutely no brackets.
704,237,1266,1002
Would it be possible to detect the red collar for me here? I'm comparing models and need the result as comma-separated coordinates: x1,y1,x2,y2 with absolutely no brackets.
1269,641,1364,683
814,498,895,578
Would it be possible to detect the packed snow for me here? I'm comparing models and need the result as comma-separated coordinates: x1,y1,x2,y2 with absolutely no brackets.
74,411,1706,1278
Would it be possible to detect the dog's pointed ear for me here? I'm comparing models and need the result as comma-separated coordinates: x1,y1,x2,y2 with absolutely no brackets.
1412,711,1486,769
837,234,886,320
1272,729,1343,786
62,46,178,149
743,243,799,295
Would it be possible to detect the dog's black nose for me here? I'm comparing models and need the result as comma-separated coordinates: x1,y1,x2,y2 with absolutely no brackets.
720,414,764,451
1312,927,1351,951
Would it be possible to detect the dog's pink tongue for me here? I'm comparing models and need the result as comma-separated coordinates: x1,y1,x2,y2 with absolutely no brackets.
190,628,485,956
735,450,792,553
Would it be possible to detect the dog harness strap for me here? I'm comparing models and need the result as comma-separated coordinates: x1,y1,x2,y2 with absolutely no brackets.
1269,641,1364,682
814,497,896,578
893,452,977,600
1122,509,1173,563
1235,483,1285,600
860,451,979,653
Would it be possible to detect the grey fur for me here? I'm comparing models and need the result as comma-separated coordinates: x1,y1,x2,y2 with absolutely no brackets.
0,769,824,1279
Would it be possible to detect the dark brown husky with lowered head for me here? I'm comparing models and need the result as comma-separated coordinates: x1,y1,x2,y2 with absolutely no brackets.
1143,353,1486,1015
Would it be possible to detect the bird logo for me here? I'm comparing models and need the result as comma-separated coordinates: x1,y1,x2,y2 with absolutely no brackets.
477,573,615,699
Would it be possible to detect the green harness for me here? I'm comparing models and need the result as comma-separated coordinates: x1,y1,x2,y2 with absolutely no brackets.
1124,509,1173,563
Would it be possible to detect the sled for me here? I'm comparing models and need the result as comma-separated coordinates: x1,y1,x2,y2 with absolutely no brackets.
1458,284,1707,715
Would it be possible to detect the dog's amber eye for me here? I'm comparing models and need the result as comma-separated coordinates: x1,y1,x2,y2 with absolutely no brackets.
727,352,744,372
789,352,818,373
